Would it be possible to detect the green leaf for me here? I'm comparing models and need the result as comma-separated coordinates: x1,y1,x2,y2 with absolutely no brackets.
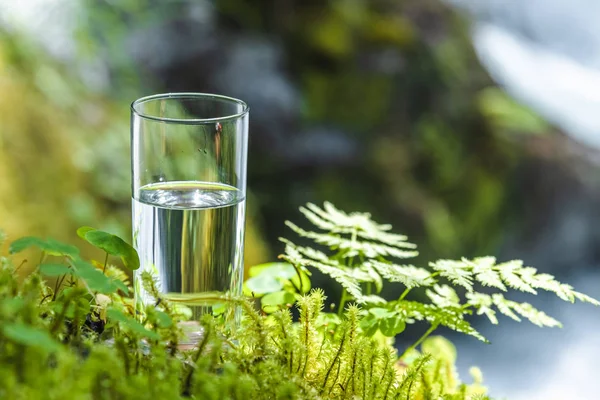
9,237,79,257
249,263,296,279
261,290,296,313
82,230,140,270
72,260,117,294
155,311,173,328
211,303,228,316
107,308,160,340
359,314,379,337
9,237,47,254
112,279,130,295
315,312,342,329
244,275,283,296
363,307,405,337
246,262,311,296
76,226,96,240
44,239,80,257
39,263,72,277
290,266,311,294
3,323,61,352
368,307,395,319
379,316,406,337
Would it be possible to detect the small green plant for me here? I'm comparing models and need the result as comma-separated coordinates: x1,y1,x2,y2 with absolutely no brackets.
0,204,596,399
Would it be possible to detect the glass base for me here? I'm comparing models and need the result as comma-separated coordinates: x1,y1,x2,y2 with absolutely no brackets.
177,321,205,350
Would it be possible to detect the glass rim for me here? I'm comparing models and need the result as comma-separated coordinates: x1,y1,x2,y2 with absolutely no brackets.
131,92,249,124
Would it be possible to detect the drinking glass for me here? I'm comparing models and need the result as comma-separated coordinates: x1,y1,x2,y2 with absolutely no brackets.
131,93,248,339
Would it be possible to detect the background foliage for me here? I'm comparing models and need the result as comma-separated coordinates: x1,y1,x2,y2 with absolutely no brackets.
0,0,553,265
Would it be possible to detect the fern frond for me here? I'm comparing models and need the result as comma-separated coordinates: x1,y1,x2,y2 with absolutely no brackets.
359,262,383,293
299,202,417,250
281,242,363,299
516,267,600,306
286,221,417,259
491,294,561,328
368,261,434,289
430,260,474,292
396,301,487,342
496,260,536,294
490,293,520,322
431,257,600,308
426,285,461,309
467,291,561,327
465,293,498,325
463,257,506,291
298,205,337,231
573,291,600,306
355,294,387,305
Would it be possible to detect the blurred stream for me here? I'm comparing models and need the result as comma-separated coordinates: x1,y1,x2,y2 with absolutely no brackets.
446,1,600,397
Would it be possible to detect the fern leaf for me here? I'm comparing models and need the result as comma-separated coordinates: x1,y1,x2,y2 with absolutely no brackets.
396,301,488,342
357,229,415,249
465,257,506,291
281,242,363,299
465,293,498,325
279,238,331,264
426,285,461,309
490,294,521,322
491,294,561,328
573,291,600,306
355,294,387,305
520,270,600,305
368,261,434,289
302,202,364,231
449,257,600,306
496,261,537,294
430,260,474,292
301,202,417,249
360,263,383,293
512,302,561,328
286,221,417,259
298,205,336,231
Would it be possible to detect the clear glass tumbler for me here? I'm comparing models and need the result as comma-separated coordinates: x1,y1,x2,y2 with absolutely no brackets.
131,93,248,336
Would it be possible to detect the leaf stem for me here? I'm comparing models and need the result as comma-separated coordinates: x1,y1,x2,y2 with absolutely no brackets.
38,251,46,267
399,323,439,360
337,289,348,317
14,259,27,274
52,273,67,301
291,263,305,293
347,228,357,269
398,288,411,301
102,252,109,274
